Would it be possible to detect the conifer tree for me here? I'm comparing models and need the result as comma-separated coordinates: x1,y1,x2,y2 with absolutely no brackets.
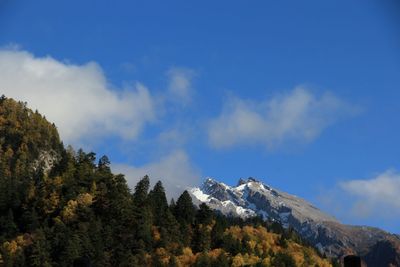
168,255,179,267
195,203,213,225
132,176,153,250
30,228,52,267
271,251,296,267
98,155,110,170
133,175,150,205
192,224,212,253
174,190,195,225
212,252,230,267
194,252,211,267
148,181,169,226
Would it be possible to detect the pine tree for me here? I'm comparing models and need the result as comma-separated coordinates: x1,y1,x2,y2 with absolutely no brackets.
0,209,18,238
192,224,212,253
132,176,153,250
97,155,111,172
174,190,196,246
148,181,169,226
194,252,211,267
195,203,213,225
168,255,179,267
30,228,52,267
211,252,230,267
271,251,296,267
133,175,150,205
174,190,195,225
148,181,182,247
169,198,176,210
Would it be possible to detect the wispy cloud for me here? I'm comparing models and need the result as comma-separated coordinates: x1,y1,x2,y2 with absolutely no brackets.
0,48,155,145
112,150,200,199
208,87,359,149
317,169,400,232
167,67,196,105
339,169,400,218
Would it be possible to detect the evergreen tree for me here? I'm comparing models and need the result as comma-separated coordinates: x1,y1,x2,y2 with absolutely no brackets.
271,251,297,267
133,175,150,204
194,252,211,267
169,198,176,210
211,215,228,249
192,204,213,252
29,229,52,267
192,224,212,253
174,190,195,225
148,181,169,226
132,176,152,250
168,255,179,267
174,190,195,246
222,233,242,255
97,155,111,172
211,252,230,267
195,203,213,226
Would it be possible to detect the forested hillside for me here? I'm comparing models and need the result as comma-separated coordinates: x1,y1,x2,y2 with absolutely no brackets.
0,96,334,266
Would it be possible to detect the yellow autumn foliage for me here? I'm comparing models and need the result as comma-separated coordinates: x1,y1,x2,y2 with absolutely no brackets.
77,192,94,206
52,176,63,187
154,248,170,265
232,253,245,267
207,248,224,259
152,226,161,241
3,241,19,255
2,234,33,257
61,193,95,222
178,247,196,267
243,253,260,265
222,225,333,266
61,199,78,222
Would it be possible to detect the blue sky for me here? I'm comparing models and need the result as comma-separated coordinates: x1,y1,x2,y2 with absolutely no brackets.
1,0,400,233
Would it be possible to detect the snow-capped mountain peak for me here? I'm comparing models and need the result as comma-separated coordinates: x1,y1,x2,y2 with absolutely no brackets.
192,177,336,223
189,177,400,260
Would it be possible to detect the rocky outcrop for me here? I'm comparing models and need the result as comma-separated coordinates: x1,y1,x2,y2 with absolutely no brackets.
32,149,61,174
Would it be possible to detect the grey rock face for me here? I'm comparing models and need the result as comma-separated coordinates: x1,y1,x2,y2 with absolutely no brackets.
31,149,61,174
189,177,400,263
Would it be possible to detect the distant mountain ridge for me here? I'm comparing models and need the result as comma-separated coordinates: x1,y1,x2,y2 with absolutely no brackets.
189,177,400,266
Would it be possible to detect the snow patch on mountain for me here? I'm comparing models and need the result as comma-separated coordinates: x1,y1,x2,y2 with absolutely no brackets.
189,177,400,259
190,177,337,225
190,187,210,202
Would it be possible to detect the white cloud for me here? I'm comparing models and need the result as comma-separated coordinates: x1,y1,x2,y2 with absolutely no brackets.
340,170,400,217
208,87,358,149
0,48,155,145
112,150,200,199
167,67,195,105
317,170,400,229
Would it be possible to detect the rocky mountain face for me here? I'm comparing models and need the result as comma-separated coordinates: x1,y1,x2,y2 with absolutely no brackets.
189,177,400,266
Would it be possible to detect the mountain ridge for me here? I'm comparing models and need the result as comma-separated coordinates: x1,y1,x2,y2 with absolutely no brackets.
189,177,400,266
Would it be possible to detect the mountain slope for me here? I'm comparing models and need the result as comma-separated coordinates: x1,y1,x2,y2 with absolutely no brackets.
190,177,400,266
0,96,334,266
